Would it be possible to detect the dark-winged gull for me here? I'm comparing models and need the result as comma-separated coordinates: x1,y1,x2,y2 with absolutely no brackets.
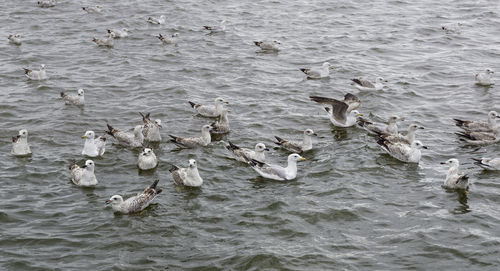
247,153,306,181
274,129,317,153
300,62,333,79
226,141,269,163
106,180,162,214
169,124,213,148
310,93,362,127
139,112,162,142
454,111,499,132
441,159,469,190
106,124,144,147
69,160,98,186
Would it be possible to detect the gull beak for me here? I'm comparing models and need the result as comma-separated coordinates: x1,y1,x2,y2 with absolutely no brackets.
384,79,388,82
158,124,163,128
440,162,446,165
264,148,270,151
82,165,87,168
81,135,87,138
422,146,428,149
105,200,111,204
329,66,335,70
313,133,318,136
357,113,364,117
398,117,405,121
300,157,307,161
418,126,425,130
224,101,229,104
496,116,500,119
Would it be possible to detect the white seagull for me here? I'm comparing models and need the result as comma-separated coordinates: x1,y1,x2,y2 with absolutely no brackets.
247,153,306,181
254,40,280,51
357,116,404,135
60,88,84,105
8,34,22,45
441,159,469,190
377,123,425,144
300,62,334,79
455,128,500,145
474,68,495,86
376,137,426,163
82,5,102,13
351,77,387,91
310,93,362,127
106,179,162,214
139,113,162,142
38,0,56,8
203,20,227,32
137,148,158,170
274,129,317,153
106,124,144,148
24,64,47,80
81,131,106,157
92,34,114,47
210,109,230,134
188,97,228,118
147,15,166,24
157,33,179,44
226,141,269,163
11,129,32,156
169,124,213,148
454,111,499,132
169,159,204,187
108,28,129,38
69,160,98,186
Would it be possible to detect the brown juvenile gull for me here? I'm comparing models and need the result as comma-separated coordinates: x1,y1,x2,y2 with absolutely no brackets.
106,124,144,147
188,97,228,118
453,111,499,132
472,157,500,171
139,112,162,142
106,180,162,214
61,88,84,105
169,124,213,148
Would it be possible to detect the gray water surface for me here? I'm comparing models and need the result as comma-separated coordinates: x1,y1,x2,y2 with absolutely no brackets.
1,0,500,270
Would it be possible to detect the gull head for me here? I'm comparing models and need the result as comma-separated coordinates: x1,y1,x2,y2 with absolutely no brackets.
488,111,499,119
77,88,84,96
215,97,228,105
409,123,424,131
82,160,95,170
188,159,197,168
288,153,306,163
18,129,29,138
122,28,129,33
142,148,153,156
202,124,213,132
388,115,404,123
154,119,162,128
106,195,123,205
304,129,317,136
172,33,179,38
40,64,46,70
412,140,427,149
133,125,143,135
351,110,363,117
322,62,334,70
376,77,388,83
255,143,269,152
486,68,495,74
272,40,281,45
440,158,459,167
82,130,95,139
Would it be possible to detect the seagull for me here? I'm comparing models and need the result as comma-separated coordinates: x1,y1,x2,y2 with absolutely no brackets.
168,124,213,148
310,93,362,127
37,0,56,8
188,97,228,118
357,116,404,135
107,28,129,38
139,113,162,142
60,88,84,106
300,62,334,79
455,128,500,145
254,40,280,51
376,137,426,163
92,34,114,47
11,129,32,156
247,153,306,181
81,131,106,157
351,77,387,91
82,5,102,13
106,179,162,214
474,68,495,86
106,124,144,148
472,157,500,171
210,109,230,134
157,33,179,44
24,64,47,80
147,15,166,24
69,160,98,186
441,159,469,190
8,34,22,45
169,159,204,187
226,141,269,163
376,123,424,144
274,129,317,153
203,20,227,32
454,111,499,132
137,148,158,170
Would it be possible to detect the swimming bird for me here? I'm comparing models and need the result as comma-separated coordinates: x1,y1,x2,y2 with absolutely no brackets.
106,179,162,214
254,40,280,51
226,141,269,163
310,93,362,127
107,28,129,38
188,97,228,118
60,88,84,106
377,123,424,144
169,159,204,187
210,109,230,134
376,137,426,163
139,113,162,142
454,111,499,132
474,68,495,86
441,159,469,190
106,124,144,147
274,129,317,153
300,62,334,79
92,33,114,47
455,128,500,145
82,5,101,13
472,157,500,171
8,34,21,45
351,77,387,91
11,129,32,156
247,153,306,181
357,116,404,135
38,0,56,8
137,148,158,170
24,64,47,80
69,160,98,186
169,124,213,148
441,23,462,34
157,33,179,44
81,131,106,157
147,15,166,24
203,20,227,32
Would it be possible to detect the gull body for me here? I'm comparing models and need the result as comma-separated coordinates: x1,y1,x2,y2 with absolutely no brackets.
92,34,114,47
357,116,403,135
188,97,228,118
352,77,387,91
169,159,204,187
204,20,227,32
106,180,162,214
226,141,268,163
169,125,213,148
454,111,499,132
475,68,495,86
137,148,158,170
441,159,469,189
82,5,102,13
254,40,280,51
472,157,500,171
38,0,56,8
70,160,98,186
274,129,317,153
148,15,166,24
24,64,47,80
140,113,162,142
8,34,22,45
108,28,129,38
61,88,84,106
11,129,32,156
158,33,179,44
248,153,306,181
81,130,106,157
106,124,144,148
210,109,230,134
300,62,333,79
310,93,362,127
376,138,426,163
